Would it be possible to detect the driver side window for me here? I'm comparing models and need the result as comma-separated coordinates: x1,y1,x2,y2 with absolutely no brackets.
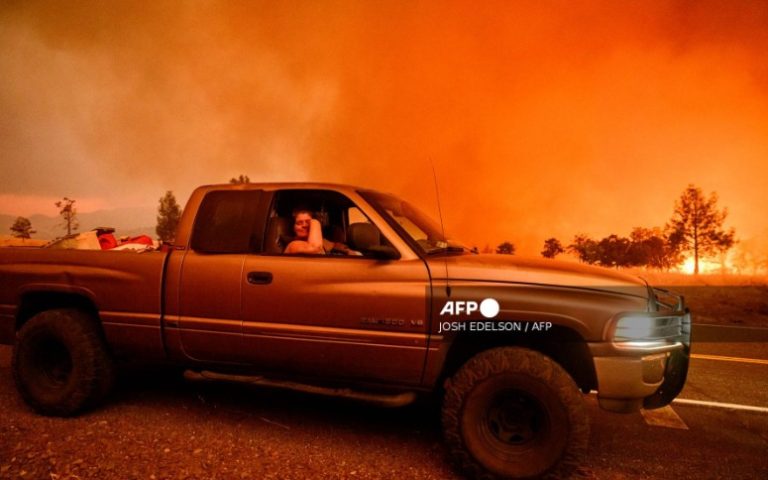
265,190,398,259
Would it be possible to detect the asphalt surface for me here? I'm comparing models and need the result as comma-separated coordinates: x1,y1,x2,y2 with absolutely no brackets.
1,325,767,480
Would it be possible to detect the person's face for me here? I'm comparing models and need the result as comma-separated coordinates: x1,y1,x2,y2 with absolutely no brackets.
293,212,312,239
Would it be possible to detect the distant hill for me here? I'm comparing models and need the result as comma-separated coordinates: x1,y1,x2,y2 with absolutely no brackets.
0,206,157,241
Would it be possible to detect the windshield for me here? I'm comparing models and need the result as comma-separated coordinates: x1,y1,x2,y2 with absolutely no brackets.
359,190,471,255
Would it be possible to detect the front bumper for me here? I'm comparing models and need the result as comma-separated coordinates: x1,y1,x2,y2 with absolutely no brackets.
590,288,691,413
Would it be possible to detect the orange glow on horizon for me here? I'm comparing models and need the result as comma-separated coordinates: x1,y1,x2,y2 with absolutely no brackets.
0,2,767,264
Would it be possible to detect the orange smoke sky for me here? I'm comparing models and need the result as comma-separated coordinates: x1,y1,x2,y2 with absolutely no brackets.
1,1,767,255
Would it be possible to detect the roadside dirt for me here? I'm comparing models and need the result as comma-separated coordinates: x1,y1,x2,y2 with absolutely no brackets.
1,349,456,480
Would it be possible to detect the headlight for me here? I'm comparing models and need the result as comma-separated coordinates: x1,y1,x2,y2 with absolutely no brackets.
613,315,683,348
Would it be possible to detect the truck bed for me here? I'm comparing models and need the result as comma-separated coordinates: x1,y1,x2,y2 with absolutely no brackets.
0,247,168,359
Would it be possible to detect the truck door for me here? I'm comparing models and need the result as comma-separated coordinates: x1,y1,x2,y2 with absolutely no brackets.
239,190,431,385
174,189,264,363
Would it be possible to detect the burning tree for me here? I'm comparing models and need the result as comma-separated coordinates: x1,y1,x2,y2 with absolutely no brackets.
666,185,735,274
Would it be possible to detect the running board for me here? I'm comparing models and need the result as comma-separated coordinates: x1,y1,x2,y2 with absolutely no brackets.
183,370,417,408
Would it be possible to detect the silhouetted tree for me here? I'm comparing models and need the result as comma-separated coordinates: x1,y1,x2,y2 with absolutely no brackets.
10,217,35,239
666,185,735,274
597,234,632,269
55,197,78,235
568,234,600,264
541,238,564,259
229,174,251,184
496,241,515,255
156,191,182,243
627,227,681,270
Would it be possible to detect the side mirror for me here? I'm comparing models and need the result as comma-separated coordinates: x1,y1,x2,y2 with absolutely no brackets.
365,245,400,260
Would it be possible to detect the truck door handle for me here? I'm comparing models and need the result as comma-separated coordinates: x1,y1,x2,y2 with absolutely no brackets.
247,271,273,285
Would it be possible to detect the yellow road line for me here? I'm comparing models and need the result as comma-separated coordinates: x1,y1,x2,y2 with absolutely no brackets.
690,354,768,365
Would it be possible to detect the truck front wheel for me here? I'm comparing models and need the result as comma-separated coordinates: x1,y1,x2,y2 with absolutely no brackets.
12,308,115,416
442,347,589,479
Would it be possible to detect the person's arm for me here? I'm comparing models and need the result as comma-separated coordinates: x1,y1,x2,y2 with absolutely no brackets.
324,240,363,256
307,218,323,252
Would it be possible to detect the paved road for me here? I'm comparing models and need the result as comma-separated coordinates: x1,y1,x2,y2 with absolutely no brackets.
1,325,767,479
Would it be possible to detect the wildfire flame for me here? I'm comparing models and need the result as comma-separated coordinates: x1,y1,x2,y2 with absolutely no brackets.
679,257,730,275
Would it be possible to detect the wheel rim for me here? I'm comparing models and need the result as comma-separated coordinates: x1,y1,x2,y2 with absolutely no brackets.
30,334,73,387
461,374,570,477
484,389,548,446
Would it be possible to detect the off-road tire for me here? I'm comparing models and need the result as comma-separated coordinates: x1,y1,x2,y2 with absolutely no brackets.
442,347,589,479
12,308,115,416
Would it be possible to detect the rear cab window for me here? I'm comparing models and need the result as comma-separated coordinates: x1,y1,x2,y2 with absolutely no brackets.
190,190,264,253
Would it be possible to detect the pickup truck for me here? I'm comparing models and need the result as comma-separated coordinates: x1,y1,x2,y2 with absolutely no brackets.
0,182,690,479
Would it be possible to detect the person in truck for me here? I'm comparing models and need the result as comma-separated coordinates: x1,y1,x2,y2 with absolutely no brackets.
283,206,358,255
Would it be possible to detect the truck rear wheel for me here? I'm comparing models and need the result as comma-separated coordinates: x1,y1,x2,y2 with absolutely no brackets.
442,347,589,479
12,308,115,416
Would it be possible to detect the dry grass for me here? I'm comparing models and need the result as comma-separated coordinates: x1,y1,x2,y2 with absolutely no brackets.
625,269,768,287
0,235,48,247
620,269,768,327
669,285,768,326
